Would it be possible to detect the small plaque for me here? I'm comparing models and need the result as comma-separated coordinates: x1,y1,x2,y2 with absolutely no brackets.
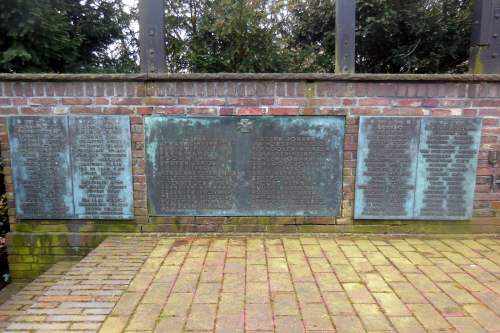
8,117,74,219
355,116,481,220
354,117,419,219
70,116,134,219
414,118,481,219
145,116,344,216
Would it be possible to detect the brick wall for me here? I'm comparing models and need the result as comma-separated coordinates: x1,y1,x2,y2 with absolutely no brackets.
0,74,499,278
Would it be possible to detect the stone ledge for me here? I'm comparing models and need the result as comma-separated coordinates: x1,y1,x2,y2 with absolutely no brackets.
1,73,500,82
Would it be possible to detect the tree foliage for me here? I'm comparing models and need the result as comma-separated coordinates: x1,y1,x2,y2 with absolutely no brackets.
0,0,473,73
165,0,473,73
0,0,137,73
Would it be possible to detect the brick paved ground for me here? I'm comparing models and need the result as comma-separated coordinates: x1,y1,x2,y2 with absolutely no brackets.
0,236,499,333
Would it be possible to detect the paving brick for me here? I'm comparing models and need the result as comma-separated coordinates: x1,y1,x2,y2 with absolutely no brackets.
185,303,217,331
407,303,453,331
332,315,366,333
245,303,274,331
389,316,426,333
275,316,304,333
294,282,322,304
373,292,410,316
343,283,376,303
155,316,186,333
111,292,143,316
246,282,270,304
162,292,193,316
354,303,393,331
323,291,356,315
448,316,487,333
215,314,244,333
463,304,500,331
301,303,334,331
314,272,342,292
389,282,428,304
423,292,464,317
126,303,162,331
194,283,221,304
272,292,300,316
2,236,500,333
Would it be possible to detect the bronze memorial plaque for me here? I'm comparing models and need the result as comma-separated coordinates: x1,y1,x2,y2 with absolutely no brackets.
69,116,134,219
8,116,74,219
414,118,482,219
355,116,481,220
145,116,345,216
8,116,134,220
355,117,420,219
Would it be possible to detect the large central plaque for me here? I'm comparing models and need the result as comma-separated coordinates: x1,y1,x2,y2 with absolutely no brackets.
145,116,344,216
355,116,481,220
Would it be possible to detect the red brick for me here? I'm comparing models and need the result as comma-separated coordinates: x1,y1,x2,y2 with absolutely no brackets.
475,193,500,201
130,116,143,124
472,99,500,107
257,98,274,105
342,98,355,106
483,128,500,135
154,107,185,115
478,109,500,116
463,108,478,116
481,136,497,144
422,99,439,107
439,99,471,107
227,98,259,106
271,107,302,115
111,97,143,105
144,97,176,105
20,107,51,114
30,98,58,105
62,97,92,105
482,118,498,127
431,109,451,116
106,107,134,115
220,107,235,115
351,108,381,115
187,107,217,115
320,108,347,115
237,108,266,115
359,98,390,106
94,97,109,105
277,98,307,106
179,97,226,105
0,107,18,115
12,97,27,105
394,99,422,107
137,107,153,115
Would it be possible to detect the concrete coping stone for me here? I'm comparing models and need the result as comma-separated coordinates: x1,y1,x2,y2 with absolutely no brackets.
0,73,500,82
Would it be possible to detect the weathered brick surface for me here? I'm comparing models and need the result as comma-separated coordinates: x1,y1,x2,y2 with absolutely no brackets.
0,77,499,230
1,237,158,333
1,235,499,333
0,76,499,280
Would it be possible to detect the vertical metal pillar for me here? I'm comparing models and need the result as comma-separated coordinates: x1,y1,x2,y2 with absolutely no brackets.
469,0,500,73
139,0,166,73
335,0,356,74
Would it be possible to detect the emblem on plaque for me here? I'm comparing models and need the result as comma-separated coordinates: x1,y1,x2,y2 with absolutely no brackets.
237,119,254,133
